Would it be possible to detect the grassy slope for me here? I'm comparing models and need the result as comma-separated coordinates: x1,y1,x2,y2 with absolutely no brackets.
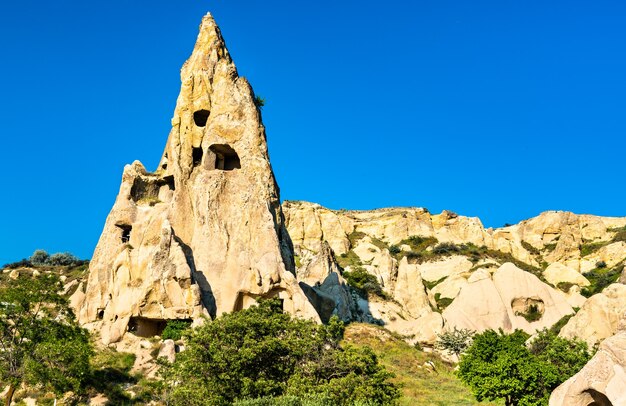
343,324,502,406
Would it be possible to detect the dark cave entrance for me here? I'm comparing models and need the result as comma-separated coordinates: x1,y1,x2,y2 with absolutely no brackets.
209,144,240,171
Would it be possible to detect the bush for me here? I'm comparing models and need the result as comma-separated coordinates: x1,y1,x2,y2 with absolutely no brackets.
342,267,389,299
47,252,81,266
581,264,623,297
30,250,50,266
2,259,32,269
458,329,590,406
435,327,474,357
596,260,607,269
161,299,399,405
432,243,465,255
388,245,401,255
161,320,192,341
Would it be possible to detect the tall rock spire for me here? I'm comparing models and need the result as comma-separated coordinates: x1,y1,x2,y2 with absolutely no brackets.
73,13,319,344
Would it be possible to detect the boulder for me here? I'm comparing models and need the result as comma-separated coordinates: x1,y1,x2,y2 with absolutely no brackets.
443,263,574,334
158,339,176,364
559,284,626,347
543,262,590,287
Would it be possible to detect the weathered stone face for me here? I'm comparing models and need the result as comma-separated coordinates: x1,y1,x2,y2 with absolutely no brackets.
73,14,318,344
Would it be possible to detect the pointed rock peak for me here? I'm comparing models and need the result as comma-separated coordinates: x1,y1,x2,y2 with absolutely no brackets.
73,13,319,344
182,12,233,77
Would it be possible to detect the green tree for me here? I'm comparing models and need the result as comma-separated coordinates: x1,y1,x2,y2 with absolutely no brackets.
161,299,399,405
0,274,92,405
457,329,590,406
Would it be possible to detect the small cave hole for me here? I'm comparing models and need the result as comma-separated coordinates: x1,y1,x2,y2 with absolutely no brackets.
193,109,210,127
161,163,167,170
117,225,132,243
97,309,104,320
192,147,203,167
209,144,241,171
161,175,175,191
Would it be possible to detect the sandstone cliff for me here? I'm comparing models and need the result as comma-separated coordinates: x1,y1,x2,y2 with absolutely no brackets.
72,14,318,344
284,201,626,344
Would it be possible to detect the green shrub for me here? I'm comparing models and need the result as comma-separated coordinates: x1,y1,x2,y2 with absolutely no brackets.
343,268,389,300
47,252,81,266
556,281,575,293
521,241,541,256
516,304,542,322
580,242,606,257
30,250,50,266
255,95,266,108
162,320,192,341
435,327,474,357
581,264,623,297
335,250,362,270
161,299,399,405
458,329,590,406
433,293,453,311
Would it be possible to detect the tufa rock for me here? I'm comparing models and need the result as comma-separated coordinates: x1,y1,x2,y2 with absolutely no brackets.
550,314,626,406
73,13,318,344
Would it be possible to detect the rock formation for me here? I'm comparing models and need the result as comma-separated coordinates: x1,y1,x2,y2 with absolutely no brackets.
283,201,626,343
559,283,626,347
70,14,626,348
72,14,318,344
442,263,573,334
550,314,626,406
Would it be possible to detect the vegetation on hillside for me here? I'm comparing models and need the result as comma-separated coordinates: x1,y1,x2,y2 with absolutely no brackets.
458,329,591,406
160,300,400,405
343,323,502,406
0,273,92,405
581,261,624,297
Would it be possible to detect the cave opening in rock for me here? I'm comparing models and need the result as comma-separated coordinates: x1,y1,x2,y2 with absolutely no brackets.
161,175,175,191
193,109,210,127
192,147,203,167
127,317,193,338
128,317,168,338
97,309,104,320
209,144,240,170
116,224,132,243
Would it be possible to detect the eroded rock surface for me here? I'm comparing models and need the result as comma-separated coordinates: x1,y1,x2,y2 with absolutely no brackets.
550,316,626,406
560,284,626,347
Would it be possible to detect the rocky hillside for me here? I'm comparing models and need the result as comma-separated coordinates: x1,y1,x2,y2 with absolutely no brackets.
284,201,626,346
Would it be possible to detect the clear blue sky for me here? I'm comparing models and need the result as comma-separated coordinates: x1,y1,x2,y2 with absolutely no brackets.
1,1,625,264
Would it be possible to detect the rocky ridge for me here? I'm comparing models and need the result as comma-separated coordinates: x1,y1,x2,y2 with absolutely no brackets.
284,201,626,345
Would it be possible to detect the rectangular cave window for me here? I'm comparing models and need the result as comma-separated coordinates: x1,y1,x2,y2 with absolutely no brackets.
127,317,168,338
192,147,203,167
117,225,132,243
209,144,241,171
193,109,210,127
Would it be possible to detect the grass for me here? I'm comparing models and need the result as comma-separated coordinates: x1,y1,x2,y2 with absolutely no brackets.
423,276,448,291
336,250,362,269
137,196,162,206
343,324,502,406
579,242,607,257
579,226,626,257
